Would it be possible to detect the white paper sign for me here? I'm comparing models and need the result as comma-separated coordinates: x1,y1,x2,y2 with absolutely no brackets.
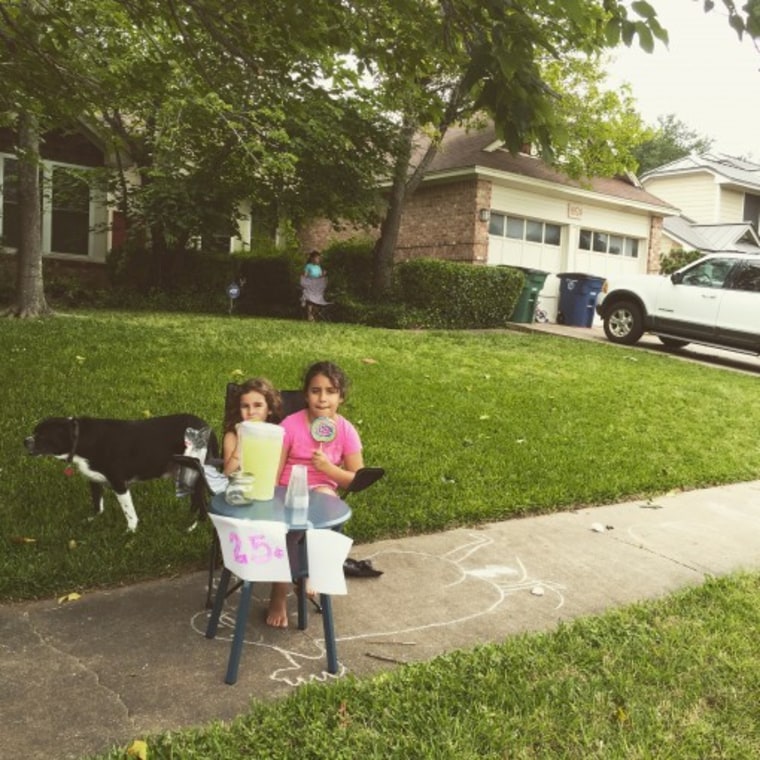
306,529,353,595
209,515,292,583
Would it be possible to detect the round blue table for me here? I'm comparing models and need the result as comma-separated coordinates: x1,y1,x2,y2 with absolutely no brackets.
206,486,351,684
209,485,351,529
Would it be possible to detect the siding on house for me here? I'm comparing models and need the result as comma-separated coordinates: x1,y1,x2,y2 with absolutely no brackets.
660,234,681,258
487,174,662,235
643,173,719,224
641,154,760,254
719,187,745,223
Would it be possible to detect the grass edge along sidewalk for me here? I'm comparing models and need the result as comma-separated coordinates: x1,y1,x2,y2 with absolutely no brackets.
87,571,760,759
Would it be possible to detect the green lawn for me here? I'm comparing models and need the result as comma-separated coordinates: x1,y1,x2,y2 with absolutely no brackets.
2,310,759,601
89,573,760,759
3,310,760,758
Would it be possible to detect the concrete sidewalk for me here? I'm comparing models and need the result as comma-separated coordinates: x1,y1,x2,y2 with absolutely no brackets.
4,480,760,759
512,321,760,375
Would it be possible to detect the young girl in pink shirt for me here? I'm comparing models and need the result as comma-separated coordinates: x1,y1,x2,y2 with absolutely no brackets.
278,361,363,495
266,361,364,627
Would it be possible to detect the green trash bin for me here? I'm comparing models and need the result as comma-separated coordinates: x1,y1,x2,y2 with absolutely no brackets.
509,267,550,323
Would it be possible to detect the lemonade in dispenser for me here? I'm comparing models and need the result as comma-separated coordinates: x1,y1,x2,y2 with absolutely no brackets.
238,421,284,501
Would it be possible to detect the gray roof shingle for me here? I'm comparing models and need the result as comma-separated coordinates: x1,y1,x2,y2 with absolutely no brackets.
413,124,676,210
642,152,760,190
663,217,760,254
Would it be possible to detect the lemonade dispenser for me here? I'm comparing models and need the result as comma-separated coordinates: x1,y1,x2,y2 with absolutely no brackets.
238,421,284,501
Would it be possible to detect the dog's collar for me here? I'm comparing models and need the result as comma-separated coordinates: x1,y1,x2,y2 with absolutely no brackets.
67,417,80,464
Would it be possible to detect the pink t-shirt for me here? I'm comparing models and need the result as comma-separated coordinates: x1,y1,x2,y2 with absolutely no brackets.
278,409,362,491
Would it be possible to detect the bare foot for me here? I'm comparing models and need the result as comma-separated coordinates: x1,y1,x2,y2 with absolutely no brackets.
266,583,289,628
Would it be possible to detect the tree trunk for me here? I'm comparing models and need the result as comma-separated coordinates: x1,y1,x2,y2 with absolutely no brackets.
8,111,51,318
372,120,416,294
372,117,452,295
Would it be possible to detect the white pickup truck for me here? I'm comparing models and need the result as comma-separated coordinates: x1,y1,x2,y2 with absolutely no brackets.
595,253,760,355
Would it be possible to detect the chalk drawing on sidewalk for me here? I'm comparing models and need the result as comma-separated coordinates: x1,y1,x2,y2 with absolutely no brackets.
190,602,350,688
190,532,565,687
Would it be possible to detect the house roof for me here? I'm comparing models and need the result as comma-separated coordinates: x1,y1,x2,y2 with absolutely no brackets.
411,124,677,212
641,152,760,192
663,216,760,255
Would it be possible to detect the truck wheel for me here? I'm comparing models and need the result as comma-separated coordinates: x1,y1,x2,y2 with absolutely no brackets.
603,301,644,345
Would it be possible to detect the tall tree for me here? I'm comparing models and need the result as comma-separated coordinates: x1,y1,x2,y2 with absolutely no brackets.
361,0,760,292
706,0,760,41
540,56,653,179
347,0,670,292
0,0,136,315
633,114,714,175
144,1,670,291
0,0,66,317
6,0,758,316
13,110,49,317
2,0,396,303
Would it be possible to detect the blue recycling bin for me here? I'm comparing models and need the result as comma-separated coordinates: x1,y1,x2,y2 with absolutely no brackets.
556,273,605,327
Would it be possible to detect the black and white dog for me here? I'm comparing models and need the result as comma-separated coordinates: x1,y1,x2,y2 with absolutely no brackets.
24,414,219,531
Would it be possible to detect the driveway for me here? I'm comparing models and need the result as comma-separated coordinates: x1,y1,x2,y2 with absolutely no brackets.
514,322,760,376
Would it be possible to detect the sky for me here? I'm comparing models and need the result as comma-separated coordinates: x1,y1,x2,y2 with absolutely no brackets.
604,0,760,160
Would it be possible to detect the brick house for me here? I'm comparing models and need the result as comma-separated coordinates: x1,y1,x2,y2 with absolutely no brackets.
2,121,681,321
302,124,677,321
0,125,115,286
0,123,253,287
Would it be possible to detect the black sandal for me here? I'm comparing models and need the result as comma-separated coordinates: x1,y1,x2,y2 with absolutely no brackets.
343,558,383,578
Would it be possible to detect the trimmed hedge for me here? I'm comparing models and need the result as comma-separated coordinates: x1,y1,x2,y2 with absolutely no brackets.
320,237,376,301
104,242,302,316
394,258,523,328
236,255,300,317
316,245,524,329
4,244,526,330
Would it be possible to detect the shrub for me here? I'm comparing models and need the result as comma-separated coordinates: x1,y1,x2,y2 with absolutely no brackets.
236,254,300,317
393,259,523,328
16,238,522,330
332,297,431,328
104,236,226,295
45,274,106,308
660,248,703,275
101,287,229,313
105,238,154,291
320,237,376,301
105,239,303,316
0,257,15,306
